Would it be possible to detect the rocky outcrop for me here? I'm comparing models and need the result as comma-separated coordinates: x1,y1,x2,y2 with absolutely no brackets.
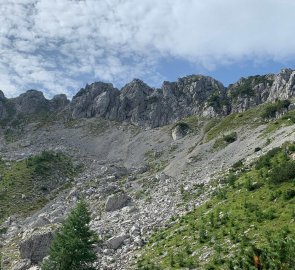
228,68,295,113
0,90,69,124
70,76,228,127
19,229,54,263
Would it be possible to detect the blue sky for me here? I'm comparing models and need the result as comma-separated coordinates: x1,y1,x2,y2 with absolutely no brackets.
1,0,295,98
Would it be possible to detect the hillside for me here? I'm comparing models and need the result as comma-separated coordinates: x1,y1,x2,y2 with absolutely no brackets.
0,69,295,270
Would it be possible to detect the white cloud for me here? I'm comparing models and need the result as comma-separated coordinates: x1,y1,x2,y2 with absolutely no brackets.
0,0,295,97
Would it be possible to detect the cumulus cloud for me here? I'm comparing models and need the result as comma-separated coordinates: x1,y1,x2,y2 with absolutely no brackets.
0,0,295,97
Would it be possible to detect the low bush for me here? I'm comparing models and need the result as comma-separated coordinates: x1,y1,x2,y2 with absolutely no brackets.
269,160,295,184
261,100,291,119
223,132,237,143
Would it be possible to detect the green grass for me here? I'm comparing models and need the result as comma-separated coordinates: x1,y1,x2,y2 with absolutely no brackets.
262,109,295,136
172,115,201,134
0,151,80,224
144,150,168,174
204,102,284,142
137,143,295,269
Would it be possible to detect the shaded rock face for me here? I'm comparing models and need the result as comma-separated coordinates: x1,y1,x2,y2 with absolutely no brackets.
71,76,228,127
228,69,295,113
0,90,69,123
19,230,54,263
13,90,49,115
105,192,131,212
0,90,5,100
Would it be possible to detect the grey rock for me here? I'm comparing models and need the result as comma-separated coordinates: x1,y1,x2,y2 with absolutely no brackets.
70,75,227,127
105,192,131,212
171,124,189,140
0,90,5,100
19,230,54,263
31,215,51,228
11,259,31,270
106,233,128,250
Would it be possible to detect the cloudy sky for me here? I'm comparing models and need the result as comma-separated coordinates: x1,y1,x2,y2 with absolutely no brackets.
1,0,295,98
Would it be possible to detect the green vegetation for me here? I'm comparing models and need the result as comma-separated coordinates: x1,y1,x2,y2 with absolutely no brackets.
137,143,295,269
230,75,273,98
144,150,168,174
262,106,295,135
204,99,294,142
172,122,190,135
207,92,229,109
204,105,265,142
261,100,291,119
213,132,237,150
0,151,80,223
172,115,201,134
42,200,98,270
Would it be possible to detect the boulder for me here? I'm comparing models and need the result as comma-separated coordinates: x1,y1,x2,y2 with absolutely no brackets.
106,233,128,250
105,192,131,212
171,124,190,140
11,259,31,270
19,229,54,263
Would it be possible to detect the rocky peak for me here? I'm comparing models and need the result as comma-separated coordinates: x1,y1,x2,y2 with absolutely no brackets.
71,82,120,119
121,79,154,98
50,94,70,111
1,68,295,128
0,90,5,100
13,90,49,114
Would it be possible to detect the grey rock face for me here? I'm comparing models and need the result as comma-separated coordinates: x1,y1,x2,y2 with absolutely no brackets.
228,69,295,113
0,90,5,100
71,82,120,119
105,192,131,212
50,94,70,110
70,76,227,127
0,90,68,123
13,90,49,115
19,230,54,263
1,68,295,127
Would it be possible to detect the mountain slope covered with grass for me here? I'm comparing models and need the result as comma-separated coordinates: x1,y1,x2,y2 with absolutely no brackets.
137,144,295,269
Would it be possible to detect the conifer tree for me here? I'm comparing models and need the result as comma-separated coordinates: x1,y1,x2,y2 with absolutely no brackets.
42,200,97,270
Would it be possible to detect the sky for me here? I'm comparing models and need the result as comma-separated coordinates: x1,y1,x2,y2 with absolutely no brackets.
1,0,295,98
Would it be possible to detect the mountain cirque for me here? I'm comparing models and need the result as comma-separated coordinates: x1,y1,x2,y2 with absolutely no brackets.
0,68,295,269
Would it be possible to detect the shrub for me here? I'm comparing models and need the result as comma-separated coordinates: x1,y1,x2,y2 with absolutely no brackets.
261,100,291,119
232,160,243,169
284,189,295,200
223,132,237,143
227,173,238,187
269,161,295,184
255,147,280,170
173,122,190,134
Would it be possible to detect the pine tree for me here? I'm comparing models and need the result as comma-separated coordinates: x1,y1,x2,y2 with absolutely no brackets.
42,200,97,270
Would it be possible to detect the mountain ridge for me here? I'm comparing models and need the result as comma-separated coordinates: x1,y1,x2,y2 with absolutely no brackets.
1,68,295,128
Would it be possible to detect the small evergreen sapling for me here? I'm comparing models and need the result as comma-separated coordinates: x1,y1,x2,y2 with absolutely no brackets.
42,200,97,270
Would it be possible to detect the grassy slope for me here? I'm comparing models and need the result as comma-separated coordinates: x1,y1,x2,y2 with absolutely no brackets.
0,151,79,224
137,144,295,270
